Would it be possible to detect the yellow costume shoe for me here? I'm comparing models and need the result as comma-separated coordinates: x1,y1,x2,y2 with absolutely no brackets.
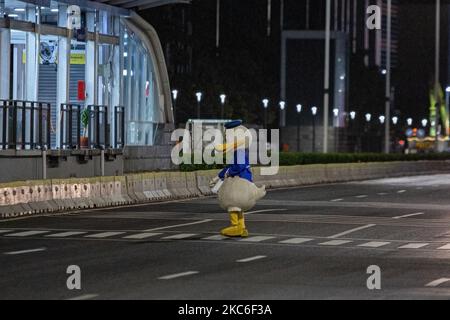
221,211,248,237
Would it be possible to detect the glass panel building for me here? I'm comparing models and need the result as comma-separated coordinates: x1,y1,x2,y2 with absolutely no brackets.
0,0,178,149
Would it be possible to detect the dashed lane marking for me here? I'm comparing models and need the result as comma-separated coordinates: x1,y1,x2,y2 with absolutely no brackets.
327,224,376,239
162,233,198,240
46,231,87,238
355,195,368,199
399,243,429,249
0,230,12,234
145,219,213,232
279,238,313,244
158,271,199,280
5,230,50,237
84,232,125,238
330,199,343,202
437,244,450,250
4,247,47,255
358,241,390,248
425,278,450,287
397,190,407,194
123,233,162,240
319,240,353,246
236,255,267,263
392,212,425,219
67,294,99,300
240,236,275,243
202,235,228,240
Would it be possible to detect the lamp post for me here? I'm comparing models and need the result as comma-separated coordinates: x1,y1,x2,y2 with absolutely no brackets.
262,98,269,128
333,108,339,152
219,94,226,119
349,111,356,152
172,89,178,126
296,104,302,151
311,106,318,152
365,113,371,152
195,92,202,119
407,118,413,127
279,101,286,127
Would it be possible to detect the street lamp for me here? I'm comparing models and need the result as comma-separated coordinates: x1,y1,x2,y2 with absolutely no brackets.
333,108,339,152
392,116,398,125
350,111,356,120
172,89,178,125
219,94,226,119
279,101,286,128
407,118,413,127
195,92,202,119
296,104,302,151
422,119,428,128
262,99,269,128
311,106,318,152
379,115,385,124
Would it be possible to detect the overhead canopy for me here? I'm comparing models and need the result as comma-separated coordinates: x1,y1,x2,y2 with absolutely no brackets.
92,0,191,11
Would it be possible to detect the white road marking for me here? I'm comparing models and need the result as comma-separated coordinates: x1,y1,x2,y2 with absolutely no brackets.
236,255,267,263
392,212,424,219
437,244,450,250
377,193,388,196
5,230,50,237
245,209,287,215
279,238,313,244
145,219,212,232
162,233,197,240
355,195,368,199
123,233,162,240
46,231,87,238
4,247,47,255
425,278,450,287
399,243,429,249
397,190,407,193
327,224,376,239
67,294,98,300
330,199,343,202
158,271,199,280
319,240,352,246
240,236,275,242
358,241,390,248
85,232,125,238
0,230,12,234
202,235,228,240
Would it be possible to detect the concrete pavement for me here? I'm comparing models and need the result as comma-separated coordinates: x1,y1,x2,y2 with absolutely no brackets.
1,174,450,299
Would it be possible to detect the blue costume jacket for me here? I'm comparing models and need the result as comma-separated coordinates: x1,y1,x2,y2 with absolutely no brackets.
218,149,253,182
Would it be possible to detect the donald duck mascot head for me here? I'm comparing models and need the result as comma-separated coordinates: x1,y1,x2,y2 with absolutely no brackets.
210,120,266,237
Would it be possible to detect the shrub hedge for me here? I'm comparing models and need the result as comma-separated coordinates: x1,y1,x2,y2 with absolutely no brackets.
179,152,450,172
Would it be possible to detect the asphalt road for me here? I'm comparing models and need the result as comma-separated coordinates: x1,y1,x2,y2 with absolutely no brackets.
1,174,450,300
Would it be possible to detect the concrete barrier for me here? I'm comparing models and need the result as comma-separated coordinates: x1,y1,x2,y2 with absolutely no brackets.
2,160,450,219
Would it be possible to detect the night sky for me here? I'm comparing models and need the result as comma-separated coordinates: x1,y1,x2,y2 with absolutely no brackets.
142,0,450,126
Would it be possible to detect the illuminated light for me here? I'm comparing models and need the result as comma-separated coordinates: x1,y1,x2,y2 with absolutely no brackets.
311,106,318,116
350,111,356,120
407,118,413,126
14,8,25,12
196,92,202,102
220,94,226,104
446,86,450,93
296,104,302,114
51,8,59,12
262,99,269,109
340,75,345,80
333,108,339,117
122,70,127,76
422,119,428,127
123,52,128,57
172,89,178,100
279,101,286,111
379,115,385,124
381,69,387,75
365,113,372,122
392,116,399,125
8,14,19,18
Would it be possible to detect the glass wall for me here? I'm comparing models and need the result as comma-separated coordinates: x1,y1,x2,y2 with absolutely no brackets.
122,23,161,146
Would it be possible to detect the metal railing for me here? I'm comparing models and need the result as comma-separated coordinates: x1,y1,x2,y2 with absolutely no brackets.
0,100,51,150
88,105,109,149
114,106,125,149
60,103,82,149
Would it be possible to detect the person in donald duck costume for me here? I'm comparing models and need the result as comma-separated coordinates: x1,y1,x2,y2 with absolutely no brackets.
210,120,266,238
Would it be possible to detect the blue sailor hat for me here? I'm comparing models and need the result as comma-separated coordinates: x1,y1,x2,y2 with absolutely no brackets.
224,120,242,129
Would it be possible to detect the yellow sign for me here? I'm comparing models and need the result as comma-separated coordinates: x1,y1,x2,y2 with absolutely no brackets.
22,51,86,65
